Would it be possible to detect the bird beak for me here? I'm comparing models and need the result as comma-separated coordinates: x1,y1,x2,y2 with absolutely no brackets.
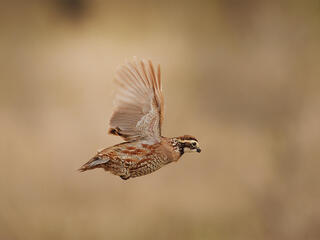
196,148,201,153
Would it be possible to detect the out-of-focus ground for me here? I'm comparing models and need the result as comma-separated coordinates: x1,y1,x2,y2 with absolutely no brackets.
1,0,320,239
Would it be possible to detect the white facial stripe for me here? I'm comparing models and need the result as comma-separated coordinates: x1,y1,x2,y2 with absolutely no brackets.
191,141,199,148
191,141,198,147
184,148,198,153
179,139,200,151
180,140,198,144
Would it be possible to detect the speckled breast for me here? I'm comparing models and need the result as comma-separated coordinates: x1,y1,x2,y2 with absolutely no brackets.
128,152,170,178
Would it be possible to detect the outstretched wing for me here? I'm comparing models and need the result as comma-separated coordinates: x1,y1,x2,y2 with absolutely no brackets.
108,58,164,143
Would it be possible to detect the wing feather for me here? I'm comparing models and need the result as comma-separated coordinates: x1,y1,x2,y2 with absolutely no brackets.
108,58,164,143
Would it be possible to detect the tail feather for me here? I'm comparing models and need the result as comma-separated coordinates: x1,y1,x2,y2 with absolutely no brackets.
79,156,109,172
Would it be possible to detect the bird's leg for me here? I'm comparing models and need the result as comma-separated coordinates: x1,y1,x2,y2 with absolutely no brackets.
120,175,130,180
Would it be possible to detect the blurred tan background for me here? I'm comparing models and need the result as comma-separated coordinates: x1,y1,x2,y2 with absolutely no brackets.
1,0,320,239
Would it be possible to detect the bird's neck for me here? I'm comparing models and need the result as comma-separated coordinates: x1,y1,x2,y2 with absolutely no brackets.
169,137,185,156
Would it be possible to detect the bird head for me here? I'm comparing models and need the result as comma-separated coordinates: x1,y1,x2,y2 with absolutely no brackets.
175,135,201,155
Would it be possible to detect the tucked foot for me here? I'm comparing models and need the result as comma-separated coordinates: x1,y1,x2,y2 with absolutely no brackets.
120,175,130,180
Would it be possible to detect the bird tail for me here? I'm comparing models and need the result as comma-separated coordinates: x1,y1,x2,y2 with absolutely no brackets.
79,156,109,172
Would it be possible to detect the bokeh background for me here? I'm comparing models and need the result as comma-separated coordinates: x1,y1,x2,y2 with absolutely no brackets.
1,0,320,239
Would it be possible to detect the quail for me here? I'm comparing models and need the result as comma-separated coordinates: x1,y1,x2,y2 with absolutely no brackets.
79,58,201,180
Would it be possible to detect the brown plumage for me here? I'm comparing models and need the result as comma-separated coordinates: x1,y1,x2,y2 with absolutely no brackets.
79,57,201,180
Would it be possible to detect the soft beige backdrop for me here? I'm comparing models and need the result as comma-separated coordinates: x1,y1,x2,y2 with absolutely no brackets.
1,1,320,239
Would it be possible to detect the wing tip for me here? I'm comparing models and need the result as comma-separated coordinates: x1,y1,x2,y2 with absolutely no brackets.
108,127,131,139
108,127,121,136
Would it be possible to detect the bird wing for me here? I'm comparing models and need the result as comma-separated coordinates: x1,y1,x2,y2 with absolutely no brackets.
108,58,164,143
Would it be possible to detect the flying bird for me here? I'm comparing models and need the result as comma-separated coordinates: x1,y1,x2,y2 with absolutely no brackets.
79,58,201,180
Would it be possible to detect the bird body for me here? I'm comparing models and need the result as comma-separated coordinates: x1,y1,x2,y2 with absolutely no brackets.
80,137,180,179
79,58,201,180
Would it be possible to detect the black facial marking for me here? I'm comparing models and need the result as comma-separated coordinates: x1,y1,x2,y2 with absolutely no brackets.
179,147,184,155
178,142,185,155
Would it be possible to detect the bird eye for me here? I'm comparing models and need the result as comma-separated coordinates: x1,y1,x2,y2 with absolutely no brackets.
192,142,197,147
